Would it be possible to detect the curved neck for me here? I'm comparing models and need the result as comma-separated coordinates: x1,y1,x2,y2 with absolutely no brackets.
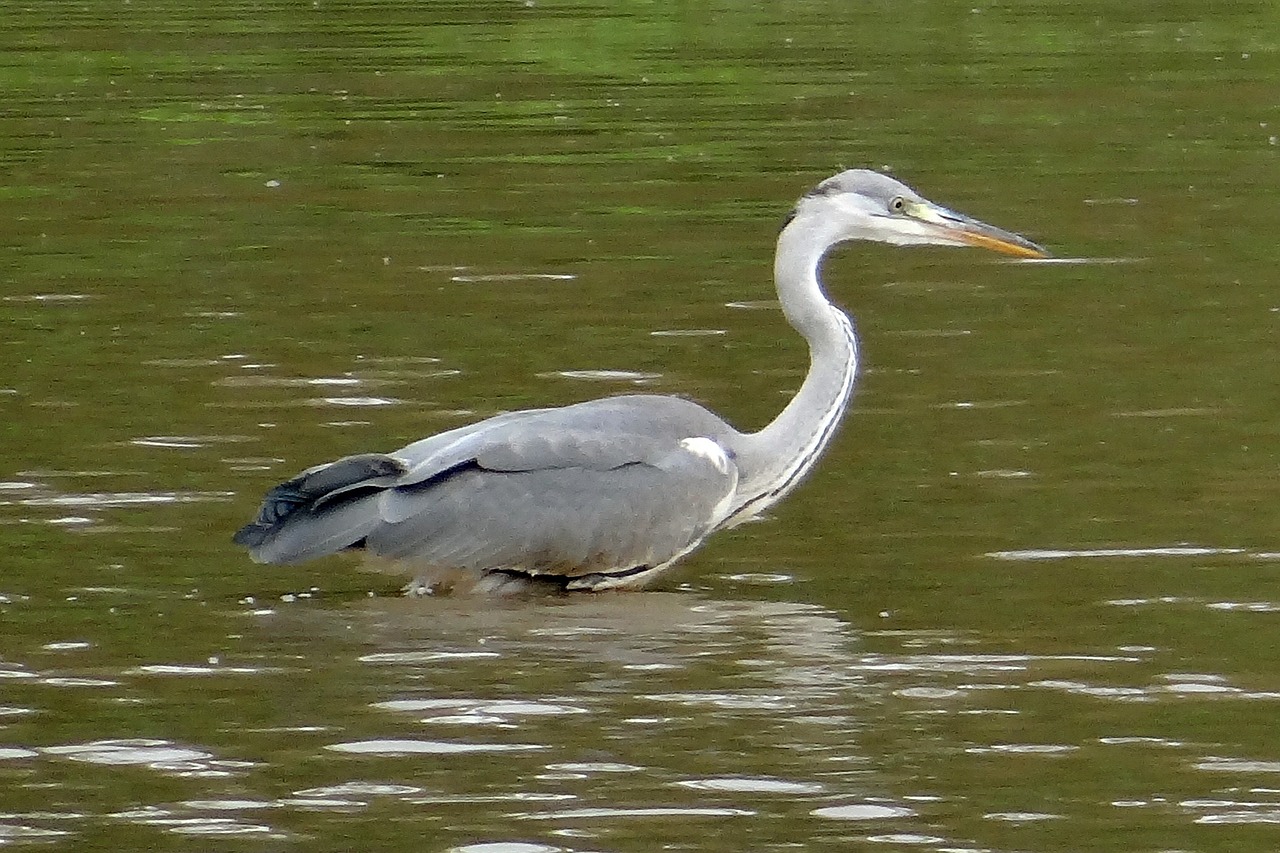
728,215,859,523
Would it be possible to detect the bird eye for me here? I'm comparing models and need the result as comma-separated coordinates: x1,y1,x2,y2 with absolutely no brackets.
889,196,907,213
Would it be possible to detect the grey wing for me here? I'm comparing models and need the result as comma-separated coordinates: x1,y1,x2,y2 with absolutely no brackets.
235,394,741,582
370,431,738,581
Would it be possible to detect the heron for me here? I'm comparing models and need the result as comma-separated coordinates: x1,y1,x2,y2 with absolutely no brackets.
234,169,1048,595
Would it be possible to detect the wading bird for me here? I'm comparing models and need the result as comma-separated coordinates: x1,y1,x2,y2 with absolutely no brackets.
234,169,1047,594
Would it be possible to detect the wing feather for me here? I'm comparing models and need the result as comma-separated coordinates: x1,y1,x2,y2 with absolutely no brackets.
235,393,743,582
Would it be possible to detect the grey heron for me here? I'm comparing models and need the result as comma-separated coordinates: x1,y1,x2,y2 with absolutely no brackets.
234,169,1047,594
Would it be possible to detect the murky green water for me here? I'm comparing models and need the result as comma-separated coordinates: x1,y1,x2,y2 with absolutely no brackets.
3,1,1279,850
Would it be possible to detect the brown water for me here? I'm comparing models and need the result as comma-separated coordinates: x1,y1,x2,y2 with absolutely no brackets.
3,1,1280,850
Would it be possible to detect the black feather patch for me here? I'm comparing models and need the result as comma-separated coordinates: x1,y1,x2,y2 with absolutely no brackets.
232,453,406,547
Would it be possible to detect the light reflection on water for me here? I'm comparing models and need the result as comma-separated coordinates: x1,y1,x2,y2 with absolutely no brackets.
0,590,1278,847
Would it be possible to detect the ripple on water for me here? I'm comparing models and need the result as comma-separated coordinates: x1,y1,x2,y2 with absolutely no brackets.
866,834,947,845
0,747,39,760
40,739,248,777
1194,757,1280,774
308,396,401,407
292,782,424,798
449,273,576,283
181,799,280,811
0,825,73,843
1032,675,1280,703
164,819,285,837
113,807,285,838
543,369,662,383
129,435,255,449
640,689,798,710
15,491,234,509
649,328,727,337
810,803,915,820
125,662,279,676
448,844,564,853
42,740,207,765
984,811,1063,822
989,545,1246,561
675,777,826,795
374,698,590,721
215,375,365,388
965,744,1079,756
358,650,500,664
516,806,755,820
325,739,546,756
3,293,92,302
543,762,644,774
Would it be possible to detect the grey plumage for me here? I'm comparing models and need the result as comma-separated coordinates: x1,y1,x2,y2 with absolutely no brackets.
235,169,1047,593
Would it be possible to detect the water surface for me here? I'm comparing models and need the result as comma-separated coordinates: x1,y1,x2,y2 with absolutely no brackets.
3,1,1279,850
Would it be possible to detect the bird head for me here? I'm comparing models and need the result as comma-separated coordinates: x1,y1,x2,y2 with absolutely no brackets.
786,169,1048,259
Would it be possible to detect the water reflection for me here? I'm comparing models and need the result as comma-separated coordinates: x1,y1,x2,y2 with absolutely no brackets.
2,585,1279,847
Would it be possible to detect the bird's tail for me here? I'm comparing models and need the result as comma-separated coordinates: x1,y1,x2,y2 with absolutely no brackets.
233,453,407,564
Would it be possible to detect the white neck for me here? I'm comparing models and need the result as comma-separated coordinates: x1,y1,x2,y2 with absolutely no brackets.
727,214,859,524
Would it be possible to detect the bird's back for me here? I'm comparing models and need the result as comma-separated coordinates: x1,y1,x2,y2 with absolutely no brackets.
234,393,744,591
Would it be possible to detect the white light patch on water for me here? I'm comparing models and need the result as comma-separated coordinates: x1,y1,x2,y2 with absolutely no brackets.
17,491,235,508
989,546,1245,561
866,834,946,845
163,818,284,837
895,687,966,700
39,677,118,688
3,293,92,302
375,698,589,718
650,328,726,337
311,396,400,407
676,777,825,795
965,743,1079,755
293,782,423,798
181,799,280,811
1030,680,1151,701
358,650,500,664
0,747,38,760
130,434,255,449
1195,811,1280,825
0,825,73,842
1207,600,1280,612
1195,757,1280,773
1164,682,1239,695
810,803,915,820
325,739,545,756
450,273,576,282
722,572,794,585
1018,256,1139,265
1112,406,1222,417
641,692,795,710
517,806,755,820
984,811,1063,822
544,762,644,774
448,843,563,853
126,664,275,676
215,376,366,388
545,369,662,382
1100,736,1185,747
42,739,212,767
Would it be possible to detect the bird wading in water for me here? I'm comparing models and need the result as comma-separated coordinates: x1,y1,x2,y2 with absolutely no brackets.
234,169,1048,595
